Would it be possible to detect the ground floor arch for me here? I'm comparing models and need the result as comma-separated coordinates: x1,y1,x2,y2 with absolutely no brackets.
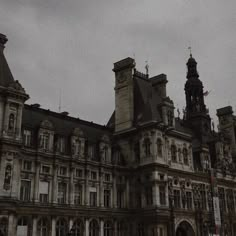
176,221,195,236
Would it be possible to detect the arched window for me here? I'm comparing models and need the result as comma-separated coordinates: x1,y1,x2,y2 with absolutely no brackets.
104,221,113,236
103,146,109,162
0,218,8,236
37,218,49,236
117,221,127,236
73,219,84,236
183,148,188,165
157,139,162,157
171,145,177,162
143,138,151,157
89,220,99,236
56,218,68,236
8,113,15,131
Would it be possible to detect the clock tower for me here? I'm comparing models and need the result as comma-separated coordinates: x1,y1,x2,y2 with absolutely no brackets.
113,57,135,132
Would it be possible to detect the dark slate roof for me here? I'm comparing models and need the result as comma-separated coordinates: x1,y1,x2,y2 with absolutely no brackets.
23,104,111,142
174,118,193,136
0,34,15,88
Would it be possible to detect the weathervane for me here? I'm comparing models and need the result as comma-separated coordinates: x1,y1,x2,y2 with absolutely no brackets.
188,46,192,57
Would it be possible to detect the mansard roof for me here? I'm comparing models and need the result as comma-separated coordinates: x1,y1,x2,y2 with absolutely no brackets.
22,104,111,142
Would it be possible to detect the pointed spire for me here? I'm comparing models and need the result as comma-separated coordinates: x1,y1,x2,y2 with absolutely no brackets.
0,33,15,88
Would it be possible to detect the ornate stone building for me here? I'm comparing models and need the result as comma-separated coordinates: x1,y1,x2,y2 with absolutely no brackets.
0,33,236,236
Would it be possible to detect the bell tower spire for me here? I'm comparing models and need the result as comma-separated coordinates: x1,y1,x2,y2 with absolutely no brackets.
185,53,206,119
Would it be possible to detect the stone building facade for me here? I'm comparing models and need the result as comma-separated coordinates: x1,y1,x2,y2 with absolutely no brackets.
0,33,236,236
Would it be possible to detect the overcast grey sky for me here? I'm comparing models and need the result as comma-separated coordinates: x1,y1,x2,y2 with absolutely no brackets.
0,0,235,125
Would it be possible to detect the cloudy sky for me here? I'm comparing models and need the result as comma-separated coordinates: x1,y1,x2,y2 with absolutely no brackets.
0,0,235,125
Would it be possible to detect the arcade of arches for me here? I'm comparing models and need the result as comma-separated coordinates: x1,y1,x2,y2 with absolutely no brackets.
176,221,195,236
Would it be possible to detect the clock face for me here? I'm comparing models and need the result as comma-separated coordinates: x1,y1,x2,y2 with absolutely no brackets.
117,71,127,84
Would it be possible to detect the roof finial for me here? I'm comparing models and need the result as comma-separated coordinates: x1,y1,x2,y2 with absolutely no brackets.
145,60,149,78
188,46,192,57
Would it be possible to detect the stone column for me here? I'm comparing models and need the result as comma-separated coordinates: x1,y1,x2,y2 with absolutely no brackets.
100,219,104,236
85,169,89,206
113,175,117,208
69,167,74,205
8,214,16,236
85,218,89,236
126,178,129,208
152,184,159,206
32,216,37,236
114,220,118,236
34,160,40,203
52,165,58,204
99,170,104,207
51,217,56,236
16,104,23,137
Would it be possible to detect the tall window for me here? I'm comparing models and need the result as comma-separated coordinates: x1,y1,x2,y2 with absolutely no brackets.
23,130,32,147
73,138,81,156
0,218,8,236
183,148,188,165
145,187,153,206
23,160,32,171
56,218,68,236
159,186,166,205
3,165,12,190
39,181,49,203
58,137,65,153
40,132,50,150
137,223,144,236
104,221,113,236
173,190,181,208
186,191,192,209
219,188,226,212
17,217,29,236
200,188,207,210
90,192,97,207
171,145,177,162
117,221,127,236
89,220,99,236
157,139,162,157
37,218,49,236
117,190,125,208
73,219,84,236
144,138,151,157
20,180,31,201
74,184,82,205
227,189,234,212
103,146,109,162
104,189,111,208
58,183,67,204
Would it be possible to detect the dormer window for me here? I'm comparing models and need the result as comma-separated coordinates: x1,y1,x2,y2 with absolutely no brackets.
144,138,151,157
40,132,50,150
103,146,109,162
58,137,65,153
23,130,32,147
72,138,81,156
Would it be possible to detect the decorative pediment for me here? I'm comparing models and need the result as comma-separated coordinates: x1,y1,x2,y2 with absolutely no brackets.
40,119,54,130
72,127,84,137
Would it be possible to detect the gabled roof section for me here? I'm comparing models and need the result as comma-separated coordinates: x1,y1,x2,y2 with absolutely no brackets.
0,34,15,88
23,104,111,142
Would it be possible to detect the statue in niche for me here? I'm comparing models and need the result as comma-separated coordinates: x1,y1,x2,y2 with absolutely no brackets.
3,164,12,190
8,113,15,131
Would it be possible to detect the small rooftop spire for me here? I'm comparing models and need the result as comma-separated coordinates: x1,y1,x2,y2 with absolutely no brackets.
145,60,149,78
188,46,192,58
0,33,8,50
